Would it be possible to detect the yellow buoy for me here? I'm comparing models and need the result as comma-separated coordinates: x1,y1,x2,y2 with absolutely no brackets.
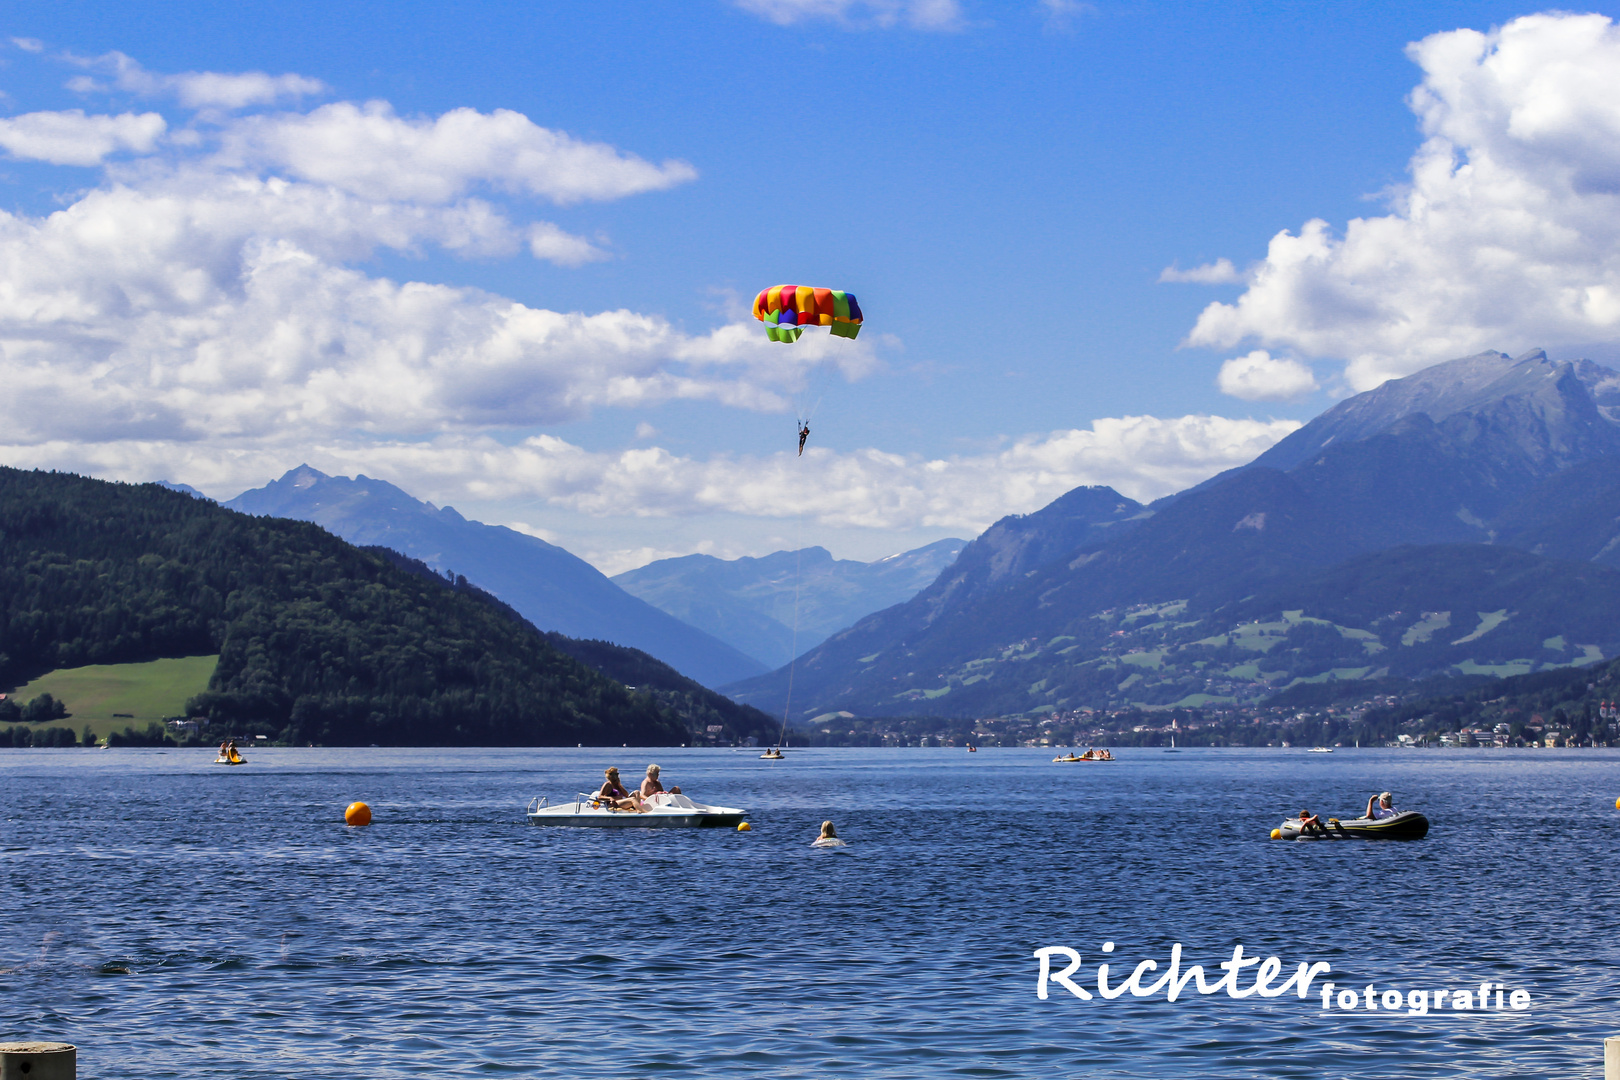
345,801,372,827
1614,797,1620,810
737,822,751,832
1270,828,1282,840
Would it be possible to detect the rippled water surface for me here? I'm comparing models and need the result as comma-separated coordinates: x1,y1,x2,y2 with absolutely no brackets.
3,746,1619,1078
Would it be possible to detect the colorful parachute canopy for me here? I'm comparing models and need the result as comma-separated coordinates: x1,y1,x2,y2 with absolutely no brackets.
752,285,862,343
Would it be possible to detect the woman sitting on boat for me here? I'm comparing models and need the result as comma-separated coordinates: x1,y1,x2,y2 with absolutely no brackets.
1365,791,1397,820
640,764,682,799
598,768,645,812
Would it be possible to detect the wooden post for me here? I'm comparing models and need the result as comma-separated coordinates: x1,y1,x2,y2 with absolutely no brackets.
0,1042,75,1080
1606,1036,1620,1080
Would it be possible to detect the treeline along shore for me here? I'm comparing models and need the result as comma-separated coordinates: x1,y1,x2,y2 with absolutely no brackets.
0,468,775,747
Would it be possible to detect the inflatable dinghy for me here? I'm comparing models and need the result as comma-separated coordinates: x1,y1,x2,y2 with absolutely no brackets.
1277,810,1428,841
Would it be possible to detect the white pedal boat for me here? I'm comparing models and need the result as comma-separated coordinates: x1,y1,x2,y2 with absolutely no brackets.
525,791,747,828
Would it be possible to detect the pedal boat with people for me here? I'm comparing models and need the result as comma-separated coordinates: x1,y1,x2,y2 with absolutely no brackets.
525,791,747,828
1276,810,1429,841
1054,748,1114,762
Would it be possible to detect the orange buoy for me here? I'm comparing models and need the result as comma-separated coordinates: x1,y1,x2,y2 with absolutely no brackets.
345,801,372,827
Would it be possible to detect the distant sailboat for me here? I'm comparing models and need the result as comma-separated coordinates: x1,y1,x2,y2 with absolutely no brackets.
1164,734,1180,753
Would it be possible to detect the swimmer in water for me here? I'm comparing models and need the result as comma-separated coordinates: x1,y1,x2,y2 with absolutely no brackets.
811,820,848,848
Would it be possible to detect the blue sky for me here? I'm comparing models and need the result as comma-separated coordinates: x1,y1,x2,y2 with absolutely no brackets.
4,1,1620,570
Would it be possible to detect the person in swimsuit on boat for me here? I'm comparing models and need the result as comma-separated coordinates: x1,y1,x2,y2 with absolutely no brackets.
598,767,644,811
1297,809,1326,835
811,821,847,848
1365,791,1397,820
640,764,682,800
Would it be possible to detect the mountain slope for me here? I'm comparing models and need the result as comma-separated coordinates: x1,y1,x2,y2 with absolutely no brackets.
611,538,966,668
0,467,690,746
727,350,1620,718
226,466,765,688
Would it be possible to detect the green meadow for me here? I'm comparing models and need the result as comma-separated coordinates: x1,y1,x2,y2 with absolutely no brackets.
7,655,218,738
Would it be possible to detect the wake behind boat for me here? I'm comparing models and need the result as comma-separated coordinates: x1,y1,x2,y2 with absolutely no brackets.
526,791,747,828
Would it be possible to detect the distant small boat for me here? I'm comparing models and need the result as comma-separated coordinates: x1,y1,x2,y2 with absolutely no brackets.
1308,746,1334,754
760,748,784,760
967,745,977,753
1055,749,1113,762
214,755,247,766
1164,735,1180,753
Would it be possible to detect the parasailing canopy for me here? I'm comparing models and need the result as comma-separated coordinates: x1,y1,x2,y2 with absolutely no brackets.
752,285,862,343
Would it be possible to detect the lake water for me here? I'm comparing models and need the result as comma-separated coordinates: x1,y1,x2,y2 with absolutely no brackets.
3,746,1618,1078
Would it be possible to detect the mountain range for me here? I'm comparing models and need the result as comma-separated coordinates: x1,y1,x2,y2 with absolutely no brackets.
610,539,965,669
226,467,767,688
725,349,1620,719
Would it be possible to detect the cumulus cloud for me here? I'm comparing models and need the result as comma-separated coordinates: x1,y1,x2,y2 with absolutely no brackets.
0,415,1298,539
0,202,879,443
11,38,45,54
65,51,326,109
1159,258,1244,285
0,54,785,460
1215,350,1318,401
0,109,165,165
734,0,965,31
214,101,698,205
1182,12,1620,391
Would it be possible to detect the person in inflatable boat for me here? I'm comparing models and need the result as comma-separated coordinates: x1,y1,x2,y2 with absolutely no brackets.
1365,791,1398,820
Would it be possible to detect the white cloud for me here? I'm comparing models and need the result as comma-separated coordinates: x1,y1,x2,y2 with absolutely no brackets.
1038,0,1092,33
734,0,965,31
0,414,1297,540
215,101,698,205
0,109,165,165
65,51,326,109
526,221,608,265
12,38,45,54
1216,350,1318,401
506,521,562,545
0,202,879,442
174,71,328,110
0,67,788,456
589,542,721,577
1158,257,1243,284
1183,12,1620,391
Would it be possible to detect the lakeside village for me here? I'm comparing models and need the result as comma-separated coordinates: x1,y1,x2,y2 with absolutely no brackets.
789,696,1620,750
8,675,1620,751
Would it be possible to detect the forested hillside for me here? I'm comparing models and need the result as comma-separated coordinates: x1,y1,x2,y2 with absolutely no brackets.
0,468,694,746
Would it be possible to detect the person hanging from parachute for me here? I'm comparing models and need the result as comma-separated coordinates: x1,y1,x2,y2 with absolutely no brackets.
753,284,860,454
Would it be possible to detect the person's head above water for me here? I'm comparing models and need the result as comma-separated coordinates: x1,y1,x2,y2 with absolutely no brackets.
820,821,837,838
